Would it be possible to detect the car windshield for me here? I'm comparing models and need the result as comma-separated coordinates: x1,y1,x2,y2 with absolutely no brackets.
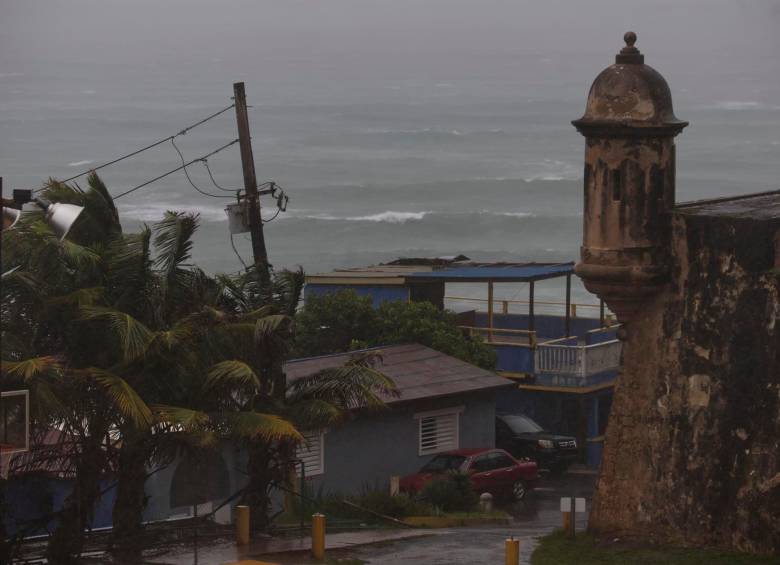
501,414,544,434
420,454,467,473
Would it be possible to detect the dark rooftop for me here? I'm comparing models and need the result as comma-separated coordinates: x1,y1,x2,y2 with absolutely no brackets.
307,261,575,284
675,190,780,221
284,344,513,405
405,262,574,282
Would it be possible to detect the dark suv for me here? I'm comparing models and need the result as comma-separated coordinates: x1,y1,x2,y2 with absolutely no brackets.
495,413,578,474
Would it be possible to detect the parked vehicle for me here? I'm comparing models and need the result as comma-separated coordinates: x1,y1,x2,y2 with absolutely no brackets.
495,413,578,474
399,448,538,501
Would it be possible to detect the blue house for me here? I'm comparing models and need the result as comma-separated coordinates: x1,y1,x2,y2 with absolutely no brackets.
304,258,621,468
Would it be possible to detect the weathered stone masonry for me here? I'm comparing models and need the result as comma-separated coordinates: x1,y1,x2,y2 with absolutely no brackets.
574,33,780,555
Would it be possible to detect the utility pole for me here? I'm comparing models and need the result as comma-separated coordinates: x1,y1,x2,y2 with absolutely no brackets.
233,82,271,285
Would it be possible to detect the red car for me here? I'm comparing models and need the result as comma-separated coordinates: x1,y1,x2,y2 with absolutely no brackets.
400,448,538,501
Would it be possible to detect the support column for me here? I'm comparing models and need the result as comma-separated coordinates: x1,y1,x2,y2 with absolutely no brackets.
565,273,572,338
528,281,535,339
487,280,494,342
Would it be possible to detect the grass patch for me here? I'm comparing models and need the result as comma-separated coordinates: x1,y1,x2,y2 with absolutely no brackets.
531,530,778,565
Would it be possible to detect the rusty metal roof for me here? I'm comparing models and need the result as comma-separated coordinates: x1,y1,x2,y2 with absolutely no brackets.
284,344,513,405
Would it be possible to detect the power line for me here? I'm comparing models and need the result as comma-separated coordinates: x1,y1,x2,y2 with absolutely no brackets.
229,233,248,270
113,139,239,200
201,158,240,193
55,103,236,186
170,137,234,199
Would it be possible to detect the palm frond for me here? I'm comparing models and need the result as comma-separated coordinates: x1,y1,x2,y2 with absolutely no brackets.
153,404,210,430
76,367,152,428
60,239,101,269
254,315,293,345
78,305,154,362
48,286,105,307
223,411,301,442
274,268,305,315
207,360,261,391
287,352,398,412
153,211,198,282
285,398,342,429
1,356,63,382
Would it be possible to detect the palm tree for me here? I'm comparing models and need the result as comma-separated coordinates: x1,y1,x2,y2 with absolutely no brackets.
204,267,399,530
1,174,152,564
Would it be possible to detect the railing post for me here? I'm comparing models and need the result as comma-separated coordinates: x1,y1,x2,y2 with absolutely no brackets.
487,281,494,342
502,300,509,314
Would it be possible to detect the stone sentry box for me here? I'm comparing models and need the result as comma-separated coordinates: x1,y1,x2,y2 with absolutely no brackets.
572,32,687,325
572,33,780,555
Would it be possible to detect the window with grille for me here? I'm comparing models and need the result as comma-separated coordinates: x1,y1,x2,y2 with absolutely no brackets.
295,430,324,476
416,407,462,456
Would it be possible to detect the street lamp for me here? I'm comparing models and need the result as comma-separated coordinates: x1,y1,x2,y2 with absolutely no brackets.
1,185,85,240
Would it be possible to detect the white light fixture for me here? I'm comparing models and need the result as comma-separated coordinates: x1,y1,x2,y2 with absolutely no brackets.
39,200,85,240
1,189,86,241
2,207,21,230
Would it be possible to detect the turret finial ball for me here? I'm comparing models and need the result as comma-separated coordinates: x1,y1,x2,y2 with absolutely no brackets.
624,31,637,47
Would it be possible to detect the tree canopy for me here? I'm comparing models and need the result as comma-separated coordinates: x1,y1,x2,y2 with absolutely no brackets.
292,290,497,370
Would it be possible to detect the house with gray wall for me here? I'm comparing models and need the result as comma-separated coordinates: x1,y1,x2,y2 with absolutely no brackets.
284,343,513,495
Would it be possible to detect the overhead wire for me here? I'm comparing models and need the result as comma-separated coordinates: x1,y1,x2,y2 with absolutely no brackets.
201,158,240,192
170,137,234,199
51,103,236,188
229,233,248,270
113,139,239,200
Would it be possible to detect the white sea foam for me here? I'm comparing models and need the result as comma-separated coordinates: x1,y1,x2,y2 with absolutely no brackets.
494,211,534,218
120,203,227,223
68,160,94,167
345,211,430,223
713,101,763,111
286,210,430,223
81,89,97,95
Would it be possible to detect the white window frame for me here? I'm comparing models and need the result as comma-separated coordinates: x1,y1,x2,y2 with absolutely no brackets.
295,429,325,477
414,406,464,456
1,389,30,455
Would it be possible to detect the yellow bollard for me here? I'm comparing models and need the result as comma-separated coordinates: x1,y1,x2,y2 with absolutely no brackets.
562,511,571,533
505,537,520,565
311,513,325,560
236,505,250,546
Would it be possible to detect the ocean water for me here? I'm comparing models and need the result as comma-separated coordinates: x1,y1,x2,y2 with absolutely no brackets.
2,0,779,307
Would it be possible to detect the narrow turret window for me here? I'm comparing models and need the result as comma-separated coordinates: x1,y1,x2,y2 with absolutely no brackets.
611,168,622,200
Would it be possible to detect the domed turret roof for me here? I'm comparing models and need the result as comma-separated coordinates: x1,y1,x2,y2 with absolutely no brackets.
573,32,687,136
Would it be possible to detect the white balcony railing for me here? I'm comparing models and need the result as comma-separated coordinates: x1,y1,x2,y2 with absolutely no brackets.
534,339,621,378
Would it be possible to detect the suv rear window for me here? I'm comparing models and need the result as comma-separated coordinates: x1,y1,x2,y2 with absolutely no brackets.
420,454,467,473
501,415,544,434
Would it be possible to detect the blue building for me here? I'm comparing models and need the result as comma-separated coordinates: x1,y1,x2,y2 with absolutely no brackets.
305,258,621,468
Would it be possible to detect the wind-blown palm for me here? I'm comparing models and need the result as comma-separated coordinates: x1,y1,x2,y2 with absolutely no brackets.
1,174,153,564
2,173,398,557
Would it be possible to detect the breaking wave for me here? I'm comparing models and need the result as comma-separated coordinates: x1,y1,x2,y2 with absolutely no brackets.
68,160,94,167
711,101,779,111
119,203,227,223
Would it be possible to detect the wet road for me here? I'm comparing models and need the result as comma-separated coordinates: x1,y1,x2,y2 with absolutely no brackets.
140,472,595,565
338,473,594,565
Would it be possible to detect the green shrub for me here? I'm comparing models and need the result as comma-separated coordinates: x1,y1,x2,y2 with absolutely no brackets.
419,472,478,513
355,489,433,518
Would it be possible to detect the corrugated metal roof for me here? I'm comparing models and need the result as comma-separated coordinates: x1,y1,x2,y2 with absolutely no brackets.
406,262,574,282
306,261,574,284
284,344,513,405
